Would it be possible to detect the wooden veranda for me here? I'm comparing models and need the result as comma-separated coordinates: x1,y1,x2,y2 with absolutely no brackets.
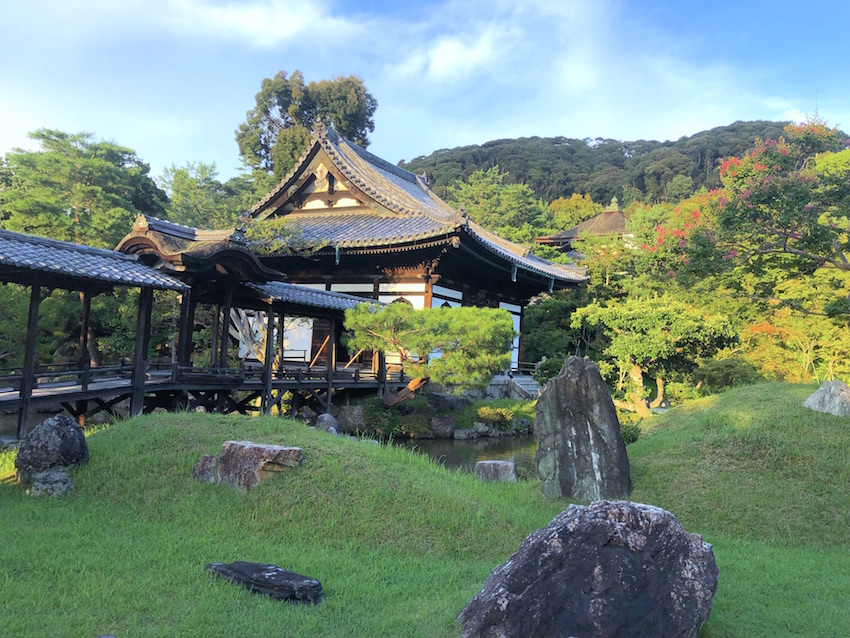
0,229,401,440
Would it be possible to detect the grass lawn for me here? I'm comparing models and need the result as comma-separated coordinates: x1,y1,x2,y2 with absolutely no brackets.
1,382,848,637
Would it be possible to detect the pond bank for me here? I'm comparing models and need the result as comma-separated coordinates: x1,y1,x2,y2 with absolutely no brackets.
394,434,539,479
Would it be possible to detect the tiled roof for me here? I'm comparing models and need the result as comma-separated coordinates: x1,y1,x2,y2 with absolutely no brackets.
540,210,629,242
253,122,461,225
251,123,585,285
0,229,188,291
280,212,453,249
119,215,248,256
243,281,379,312
466,222,585,282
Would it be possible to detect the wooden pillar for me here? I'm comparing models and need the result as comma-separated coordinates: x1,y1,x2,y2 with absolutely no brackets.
377,350,386,398
261,310,276,416
325,317,336,412
130,287,153,417
218,287,233,369
75,289,92,426
17,282,42,440
209,303,220,369
177,289,194,367
216,286,233,413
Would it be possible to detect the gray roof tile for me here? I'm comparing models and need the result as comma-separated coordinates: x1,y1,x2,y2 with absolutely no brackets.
0,229,188,291
244,281,379,312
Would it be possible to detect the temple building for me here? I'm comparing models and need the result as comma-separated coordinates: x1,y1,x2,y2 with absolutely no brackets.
247,122,585,368
535,197,630,253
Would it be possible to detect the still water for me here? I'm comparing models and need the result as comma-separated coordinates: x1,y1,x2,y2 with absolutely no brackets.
395,435,539,480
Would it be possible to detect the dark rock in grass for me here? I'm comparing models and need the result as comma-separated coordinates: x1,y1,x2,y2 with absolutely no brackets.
535,356,631,501
474,460,517,482
803,380,850,417
431,415,456,439
316,413,341,435
457,500,719,638
15,414,89,484
217,441,302,492
192,454,218,483
28,469,73,497
206,561,322,604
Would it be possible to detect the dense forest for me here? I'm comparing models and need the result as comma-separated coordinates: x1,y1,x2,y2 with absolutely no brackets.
401,121,792,204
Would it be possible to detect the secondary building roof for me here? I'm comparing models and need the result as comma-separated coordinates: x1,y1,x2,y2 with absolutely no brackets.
536,198,629,249
0,228,188,292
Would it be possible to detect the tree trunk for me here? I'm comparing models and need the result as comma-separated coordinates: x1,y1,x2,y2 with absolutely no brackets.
649,377,665,409
383,377,427,407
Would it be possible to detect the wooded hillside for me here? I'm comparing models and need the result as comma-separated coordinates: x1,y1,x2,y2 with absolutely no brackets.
400,121,792,204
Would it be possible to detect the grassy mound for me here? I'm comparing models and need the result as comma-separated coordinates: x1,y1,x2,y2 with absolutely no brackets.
1,382,848,636
0,413,563,637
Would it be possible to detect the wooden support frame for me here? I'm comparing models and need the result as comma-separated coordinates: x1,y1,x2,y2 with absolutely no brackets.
130,287,153,417
17,281,42,439
261,310,276,415
325,319,336,412
216,286,233,413
177,290,194,367
75,289,92,426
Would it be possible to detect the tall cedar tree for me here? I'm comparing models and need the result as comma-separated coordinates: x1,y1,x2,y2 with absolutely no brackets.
236,70,377,180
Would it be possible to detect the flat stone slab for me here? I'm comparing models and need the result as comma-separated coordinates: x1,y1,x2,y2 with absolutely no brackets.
206,561,322,604
217,441,303,492
474,460,517,482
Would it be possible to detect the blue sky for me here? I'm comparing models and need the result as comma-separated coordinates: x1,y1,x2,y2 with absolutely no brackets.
1,0,847,184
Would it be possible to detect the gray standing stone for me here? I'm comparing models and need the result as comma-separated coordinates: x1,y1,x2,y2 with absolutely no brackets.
28,469,73,497
474,460,517,482
192,454,218,483
803,380,850,417
217,441,303,492
316,413,340,435
206,561,322,604
535,357,631,501
457,500,719,638
15,414,89,484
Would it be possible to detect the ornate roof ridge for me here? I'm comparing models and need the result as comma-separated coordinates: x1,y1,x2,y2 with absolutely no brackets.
133,215,246,244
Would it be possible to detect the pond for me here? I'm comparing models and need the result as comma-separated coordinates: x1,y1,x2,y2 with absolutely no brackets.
395,435,540,480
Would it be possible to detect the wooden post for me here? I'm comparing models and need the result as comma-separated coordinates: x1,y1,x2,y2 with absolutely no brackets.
130,287,153,417
325,318,336,412
75,289,92,426
210,303,220,369
177,289,193,367
377,350,386,398
218,287,233,370
261,310,276,416
216,286,233,413
17,282,41,439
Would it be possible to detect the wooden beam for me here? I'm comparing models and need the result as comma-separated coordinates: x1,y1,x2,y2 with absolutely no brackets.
325,318,336,412
209,303,220,369
177,290,194,367
17,282,41,439
261,310,276,416
216,287,233,413
76,289,92,426
130,287,153,417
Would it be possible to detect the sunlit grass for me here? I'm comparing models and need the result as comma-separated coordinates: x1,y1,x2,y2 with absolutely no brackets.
1,382,848,636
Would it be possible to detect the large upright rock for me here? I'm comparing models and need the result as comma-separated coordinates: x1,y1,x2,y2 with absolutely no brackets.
803,380,850,417
15,414,89,484
457,500,719,638
535,357,631,501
